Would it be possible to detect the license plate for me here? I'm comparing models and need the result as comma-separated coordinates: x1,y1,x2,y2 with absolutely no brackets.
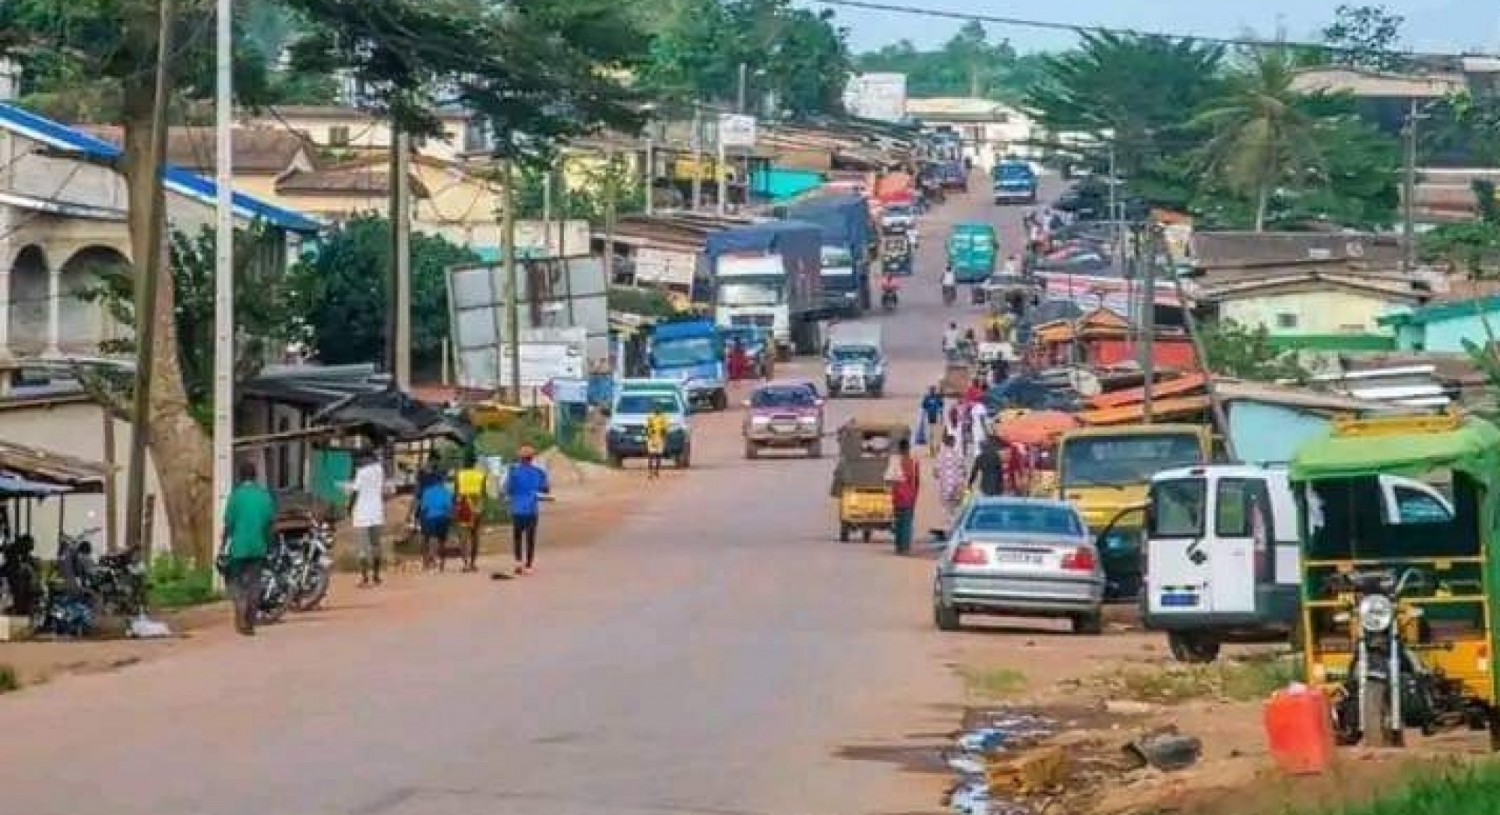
771,423,796,433
995,551,1043,565
1160,592,1200,607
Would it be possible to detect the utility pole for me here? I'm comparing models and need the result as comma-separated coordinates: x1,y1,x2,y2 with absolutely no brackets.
1139,226,1156,424
1108,144,1122,274
690,105,703,211
643,135,655,215
502,156,521,404
1170,254,1235,461
716,119,728,216
210,0,233,586
604,146,617,284
391,130,412,390
737,63,748,113
1401,99,1421,273
124,0,175,555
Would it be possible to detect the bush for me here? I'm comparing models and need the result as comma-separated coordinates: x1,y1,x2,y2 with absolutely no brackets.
0,664,18,693
1306,762,1500,815
146,554,221,609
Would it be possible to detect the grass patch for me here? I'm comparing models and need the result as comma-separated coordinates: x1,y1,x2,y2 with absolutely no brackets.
0,664,17,693
958,664,1028,700
1113,653,1299,703
146,554,221,609
1296,761,1498,815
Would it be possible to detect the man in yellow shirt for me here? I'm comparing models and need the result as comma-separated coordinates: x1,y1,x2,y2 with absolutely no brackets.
644,403,670,480
455,454,487,572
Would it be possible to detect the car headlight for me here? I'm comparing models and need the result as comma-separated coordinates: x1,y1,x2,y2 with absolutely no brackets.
1359,595,1395,632
751,416,769,425
798,415,818,425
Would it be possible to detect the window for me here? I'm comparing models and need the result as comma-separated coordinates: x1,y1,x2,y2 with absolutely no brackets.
328,125,350,146
1393,486,1450,524
1215,478,1272,537
1149,478,1205,537
964,502,1084,537
1276,313,1298,329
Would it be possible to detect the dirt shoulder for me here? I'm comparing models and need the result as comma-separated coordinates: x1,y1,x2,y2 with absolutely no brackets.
2,455,641,692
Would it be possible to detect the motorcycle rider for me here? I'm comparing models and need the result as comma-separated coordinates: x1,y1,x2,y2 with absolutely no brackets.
941,321,960,356
941,262,957,304
1001,255,1020,277
880,272,901,308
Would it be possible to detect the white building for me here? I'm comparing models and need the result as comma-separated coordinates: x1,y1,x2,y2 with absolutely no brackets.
904,97,1041,172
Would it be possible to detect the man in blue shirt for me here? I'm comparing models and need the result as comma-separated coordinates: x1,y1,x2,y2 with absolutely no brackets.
920,386,944,458
417,475,456,571
504,445,550,576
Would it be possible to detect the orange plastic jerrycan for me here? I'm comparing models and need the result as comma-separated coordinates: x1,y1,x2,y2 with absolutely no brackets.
1264,683,1337,775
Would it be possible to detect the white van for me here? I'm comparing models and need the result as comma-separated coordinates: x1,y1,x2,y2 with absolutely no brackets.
1143,464,1452,663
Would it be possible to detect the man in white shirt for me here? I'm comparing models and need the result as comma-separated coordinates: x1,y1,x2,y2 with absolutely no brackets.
941,322,960,356
968,400,990,462
347,450,387,587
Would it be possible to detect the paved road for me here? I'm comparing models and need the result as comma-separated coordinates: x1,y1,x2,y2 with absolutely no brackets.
0,181,1038,815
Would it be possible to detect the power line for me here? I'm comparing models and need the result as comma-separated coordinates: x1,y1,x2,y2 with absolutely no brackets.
809,0,1486,59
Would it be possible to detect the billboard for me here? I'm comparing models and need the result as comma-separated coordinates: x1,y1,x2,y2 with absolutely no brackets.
843,73,907,123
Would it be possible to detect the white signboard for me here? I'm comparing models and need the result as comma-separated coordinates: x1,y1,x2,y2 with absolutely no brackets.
633,247,697,288
718,113,757,148
456,328,586,391
843,73,907,123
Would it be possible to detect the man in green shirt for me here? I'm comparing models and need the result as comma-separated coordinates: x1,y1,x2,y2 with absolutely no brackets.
221,462,276,635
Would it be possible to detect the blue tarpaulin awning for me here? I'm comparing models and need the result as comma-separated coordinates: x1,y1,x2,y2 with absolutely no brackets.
0,473,72,497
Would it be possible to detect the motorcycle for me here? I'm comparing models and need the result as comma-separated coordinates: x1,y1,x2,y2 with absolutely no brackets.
35,529,144,635
1329,568,1494,747
257,536,298,624
0,534,43,617
283,520,334,612
881,288,899,312
942,283,957,306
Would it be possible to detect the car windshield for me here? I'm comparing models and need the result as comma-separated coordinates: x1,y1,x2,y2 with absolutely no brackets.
1061,433,1204,487
964,503,1083,537
616,394,680,415
652,337,717,368
830,347,879,363
822,247,855,268
718,282,784,307
885,206,912,218
751,387,816,408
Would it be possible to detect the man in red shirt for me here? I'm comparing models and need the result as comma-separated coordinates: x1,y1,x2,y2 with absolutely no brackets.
889,438,921,555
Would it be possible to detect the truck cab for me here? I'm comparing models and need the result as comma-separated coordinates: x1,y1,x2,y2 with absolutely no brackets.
947,223,998,284
992,160,1038,205
647,319,728,411
1056,424,1211,600
1142,464,1453,663
824,324,885,398
820,244,863,314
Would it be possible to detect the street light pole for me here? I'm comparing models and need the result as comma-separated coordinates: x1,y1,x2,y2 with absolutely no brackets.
737,63,748,113
1401,99,1421,273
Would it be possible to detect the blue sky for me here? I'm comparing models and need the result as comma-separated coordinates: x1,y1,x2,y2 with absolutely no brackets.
801,0,1498,55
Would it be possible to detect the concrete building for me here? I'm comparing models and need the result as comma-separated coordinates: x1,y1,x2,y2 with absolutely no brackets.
904,97,1040,171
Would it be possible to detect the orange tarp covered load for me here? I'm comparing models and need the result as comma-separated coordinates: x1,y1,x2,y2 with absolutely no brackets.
995,410,1080,445
1088,373,1208,410
1078,395,1212,426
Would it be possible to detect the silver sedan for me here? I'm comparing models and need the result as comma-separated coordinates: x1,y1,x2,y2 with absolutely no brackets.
933,497,1104,634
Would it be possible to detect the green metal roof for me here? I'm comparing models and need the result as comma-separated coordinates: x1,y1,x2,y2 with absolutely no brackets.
1264,333,1396,351
1291,416,1500,486
1376,294,1500,328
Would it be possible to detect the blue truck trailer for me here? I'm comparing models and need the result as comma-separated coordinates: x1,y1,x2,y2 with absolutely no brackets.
786,193,874,316
705,220,825,359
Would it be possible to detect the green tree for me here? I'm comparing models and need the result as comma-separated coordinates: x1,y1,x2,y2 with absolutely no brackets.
1200,318,1307,381
0,0,646,559
1193,48,1321,232
512,160,644,225
639,0,851,116
1024,32,1226,180
1321,4,1406,72
76,224,306,427
1421,180,1500,277
290,216,479,370
855,22,1041,102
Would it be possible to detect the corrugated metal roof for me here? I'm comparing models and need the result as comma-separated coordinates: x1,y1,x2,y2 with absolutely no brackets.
0,102,321,233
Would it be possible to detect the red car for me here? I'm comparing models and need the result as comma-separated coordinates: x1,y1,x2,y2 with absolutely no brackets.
742,379,825,459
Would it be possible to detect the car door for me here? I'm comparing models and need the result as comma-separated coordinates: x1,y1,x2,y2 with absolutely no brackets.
1145,477,1208,616
1206,477,1271,615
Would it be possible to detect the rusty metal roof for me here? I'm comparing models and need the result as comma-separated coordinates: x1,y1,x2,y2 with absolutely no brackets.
0,439,108,493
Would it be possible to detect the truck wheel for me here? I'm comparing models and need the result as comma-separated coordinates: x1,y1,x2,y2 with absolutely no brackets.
838,524,850,542
608,453,624,468
935,602,961,631
676,446,692,469
712,391,728,411
861,529,873,543
870,387,884,399
1167,632,1221,663
744,441,758,460
1072,611,1104,635
807,440,822,458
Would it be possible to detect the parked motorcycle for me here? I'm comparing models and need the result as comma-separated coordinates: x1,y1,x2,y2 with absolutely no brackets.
35,529,143,636
1329,568,1493,747
284,520,334,612
257,537,297,624
881,289,899,312
0,534,43,617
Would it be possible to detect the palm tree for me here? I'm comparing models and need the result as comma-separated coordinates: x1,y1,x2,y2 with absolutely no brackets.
1193,47,1321,231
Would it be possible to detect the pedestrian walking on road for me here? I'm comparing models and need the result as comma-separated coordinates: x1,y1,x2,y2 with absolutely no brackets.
969,436,1006,498
504,445,551,575
934,433,967,526
887,438,921,555
455,454,487,572
220,462,275,636
920,387,944,457
644,403,670,479
417,474,456,571
348,450,387,587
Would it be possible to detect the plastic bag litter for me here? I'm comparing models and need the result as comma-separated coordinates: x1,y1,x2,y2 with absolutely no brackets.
949,780,990,813
947,753,987,776
126,616,172,639
957,728,1008,754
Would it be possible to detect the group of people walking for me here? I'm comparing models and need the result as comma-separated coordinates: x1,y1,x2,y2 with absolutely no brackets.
216,445,553,637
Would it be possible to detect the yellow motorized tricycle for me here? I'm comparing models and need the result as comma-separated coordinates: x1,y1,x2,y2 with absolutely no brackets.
829,419,909,543
1292,411,1500,749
